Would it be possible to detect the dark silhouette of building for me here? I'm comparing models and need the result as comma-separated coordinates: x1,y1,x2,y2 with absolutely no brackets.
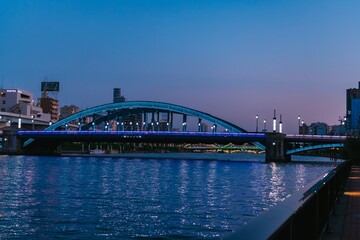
38,81,60,122
60,105,79,119
346,82,360,135
38,97,59,122
113,88,126,103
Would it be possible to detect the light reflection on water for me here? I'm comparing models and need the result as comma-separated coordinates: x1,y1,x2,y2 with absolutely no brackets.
0,154,337,239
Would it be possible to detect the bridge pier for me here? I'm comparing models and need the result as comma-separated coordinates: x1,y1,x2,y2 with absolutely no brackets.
1,127,22,154
265,132,290,162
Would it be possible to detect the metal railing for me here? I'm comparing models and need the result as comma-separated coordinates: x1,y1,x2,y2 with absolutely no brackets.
225,160,351,240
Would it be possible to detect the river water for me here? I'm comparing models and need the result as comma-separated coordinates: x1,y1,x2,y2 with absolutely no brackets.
0,153,338,239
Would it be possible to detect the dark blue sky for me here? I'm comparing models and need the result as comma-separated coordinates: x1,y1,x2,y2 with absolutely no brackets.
1,0,359,133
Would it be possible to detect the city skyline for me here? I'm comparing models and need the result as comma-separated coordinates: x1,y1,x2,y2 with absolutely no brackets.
1,1,360,133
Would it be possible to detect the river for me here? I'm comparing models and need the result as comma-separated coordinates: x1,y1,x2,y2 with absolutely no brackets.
0,153,339,239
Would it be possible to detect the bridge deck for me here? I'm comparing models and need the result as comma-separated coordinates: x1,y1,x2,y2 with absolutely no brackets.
19,130,266,146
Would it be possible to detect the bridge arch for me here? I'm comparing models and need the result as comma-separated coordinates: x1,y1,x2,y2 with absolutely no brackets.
47,101,247,132
25,101,265,149
286,143,344,155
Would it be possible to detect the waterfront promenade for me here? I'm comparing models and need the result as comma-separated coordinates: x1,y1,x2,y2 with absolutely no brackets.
323,164,360,240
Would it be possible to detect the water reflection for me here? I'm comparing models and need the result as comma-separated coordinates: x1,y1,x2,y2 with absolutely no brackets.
295,164,306,190
0,155,335,239
268,162,286,203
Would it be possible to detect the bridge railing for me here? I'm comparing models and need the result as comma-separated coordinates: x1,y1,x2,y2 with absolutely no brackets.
18,130,266,138
285,134,347,141
225,160,351,240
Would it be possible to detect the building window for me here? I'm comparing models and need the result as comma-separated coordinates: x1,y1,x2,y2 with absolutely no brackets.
2,100,5,104
1,108,5,112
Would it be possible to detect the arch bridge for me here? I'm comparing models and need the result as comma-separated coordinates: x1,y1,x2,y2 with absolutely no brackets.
15,101,346,160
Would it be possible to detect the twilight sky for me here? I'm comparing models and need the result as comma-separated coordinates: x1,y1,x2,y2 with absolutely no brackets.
0,0,359,133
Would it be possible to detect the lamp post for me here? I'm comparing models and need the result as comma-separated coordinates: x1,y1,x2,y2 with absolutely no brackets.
18,110,21,129
263,119,267,132
301,120,305,135
255,115,259,132
31,115,35,130
297,115,301,134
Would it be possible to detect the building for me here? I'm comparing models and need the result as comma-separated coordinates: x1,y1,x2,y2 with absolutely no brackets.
346,82,360,135
299,123,309,135
0,88,50,119
351,99,360,130
38,97,59,122
0,88,51,129
60,105,79,119
113,88,126,103
308,122,328,135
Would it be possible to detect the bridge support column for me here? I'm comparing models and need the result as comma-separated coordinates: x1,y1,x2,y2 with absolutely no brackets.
1,127,22,154
265,132,289,162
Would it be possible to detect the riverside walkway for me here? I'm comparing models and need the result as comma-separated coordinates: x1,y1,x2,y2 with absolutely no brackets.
322,164,360,240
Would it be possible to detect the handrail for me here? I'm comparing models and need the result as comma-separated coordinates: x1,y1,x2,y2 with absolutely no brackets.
224,160,351,240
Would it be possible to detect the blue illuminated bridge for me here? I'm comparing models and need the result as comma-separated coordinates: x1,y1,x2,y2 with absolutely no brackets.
12,101,346,161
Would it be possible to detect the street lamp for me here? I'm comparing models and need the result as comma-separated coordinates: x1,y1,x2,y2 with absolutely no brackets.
297,115,301,134
301,120,305,135
31,115,35,130
263,119,267,132
212,124,216,133
255,115,259,132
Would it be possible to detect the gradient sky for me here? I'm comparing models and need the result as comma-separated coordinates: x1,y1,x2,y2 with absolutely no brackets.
1,0,359,133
